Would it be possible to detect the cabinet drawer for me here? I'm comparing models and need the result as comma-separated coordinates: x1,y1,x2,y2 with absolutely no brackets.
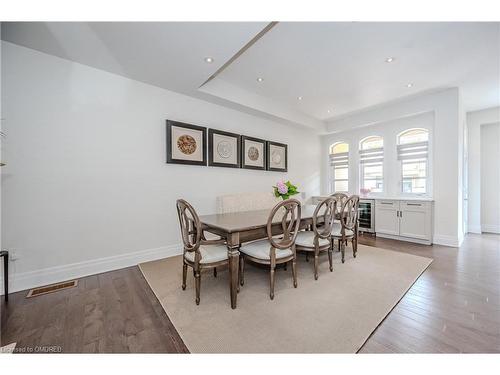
376,200,399,208
401,201,430,212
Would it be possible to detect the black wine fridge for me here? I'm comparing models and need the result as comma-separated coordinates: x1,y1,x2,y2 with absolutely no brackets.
358,199,375,233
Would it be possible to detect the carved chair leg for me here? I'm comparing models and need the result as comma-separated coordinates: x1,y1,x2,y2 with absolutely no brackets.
340,240,345,263
337,239,342,252
314,250,319,280
328,248,333,272
213,267,217,278
182,263,187,290
194,269,201,305
269,266,276,300
292,259,297,288
239,255,245,286
353,236,358,258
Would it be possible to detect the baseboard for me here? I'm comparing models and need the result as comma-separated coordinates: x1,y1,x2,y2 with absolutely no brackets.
0,244,183,295
376,233,432,245
467,225,482,234
433,234,460,247
481,224,500,234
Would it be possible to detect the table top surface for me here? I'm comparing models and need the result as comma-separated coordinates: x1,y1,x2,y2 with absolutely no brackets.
199,205,318,233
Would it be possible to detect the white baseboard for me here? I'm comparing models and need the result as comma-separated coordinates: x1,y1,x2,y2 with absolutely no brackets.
467,225,482,234
376,233,432,245
0,244,182,295
433,234,461,247
481,224,500,234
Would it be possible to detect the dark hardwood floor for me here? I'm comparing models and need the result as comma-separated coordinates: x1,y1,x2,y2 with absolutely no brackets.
1,233,499,353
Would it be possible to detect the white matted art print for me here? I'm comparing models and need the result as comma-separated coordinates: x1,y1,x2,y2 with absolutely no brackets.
166,120,207,165
241,136,266,170
208,129,240,168
267,141,287,172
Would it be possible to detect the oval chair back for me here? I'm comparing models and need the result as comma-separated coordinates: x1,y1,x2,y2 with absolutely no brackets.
266,199,302,250
312,197,337,239
340,195,360,233
176,199,202,255
330,192,348,216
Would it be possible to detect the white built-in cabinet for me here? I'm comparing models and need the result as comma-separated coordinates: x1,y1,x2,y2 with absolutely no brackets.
375,199,433,244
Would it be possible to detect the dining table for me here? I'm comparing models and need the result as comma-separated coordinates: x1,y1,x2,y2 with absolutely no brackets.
199,204,320,309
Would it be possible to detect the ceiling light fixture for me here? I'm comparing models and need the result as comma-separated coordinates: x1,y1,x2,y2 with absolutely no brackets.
385,57,395,63
406,83,413,88
297,96,303,101
256,77,264,82
327,109,331,113
204,57,214,63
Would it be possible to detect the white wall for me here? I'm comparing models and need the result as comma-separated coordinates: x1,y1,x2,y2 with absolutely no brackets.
0,42,321,292
323,89,463,247
466,107,500,233
480,122,500,233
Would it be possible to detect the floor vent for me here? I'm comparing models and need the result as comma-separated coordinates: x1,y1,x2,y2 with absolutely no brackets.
26,280,78,298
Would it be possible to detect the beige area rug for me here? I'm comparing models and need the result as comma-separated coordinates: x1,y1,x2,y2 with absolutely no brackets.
139,244,432,353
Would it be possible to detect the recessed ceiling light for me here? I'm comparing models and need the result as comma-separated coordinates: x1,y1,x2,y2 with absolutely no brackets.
327,109,331,113
385,57,395,63
297,96,303,101
406,83,413,88
204,57,214,63
256,77,264,82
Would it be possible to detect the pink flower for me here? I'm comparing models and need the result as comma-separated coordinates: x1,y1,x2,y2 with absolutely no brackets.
276,181,288,195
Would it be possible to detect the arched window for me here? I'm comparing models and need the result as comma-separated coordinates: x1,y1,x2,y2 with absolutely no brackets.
329,142,349,193
359,136,384,193
397,128,429,194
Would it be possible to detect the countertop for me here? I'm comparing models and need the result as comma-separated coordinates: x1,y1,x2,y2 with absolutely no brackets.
312,195,434,202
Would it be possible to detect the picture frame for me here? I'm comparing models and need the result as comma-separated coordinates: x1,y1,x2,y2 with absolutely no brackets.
241,135,267,170
267,141,288,172
208,129,241,168
166,120,207,166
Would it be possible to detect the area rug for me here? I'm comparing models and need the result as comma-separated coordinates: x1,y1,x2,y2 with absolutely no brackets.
139,244,432,353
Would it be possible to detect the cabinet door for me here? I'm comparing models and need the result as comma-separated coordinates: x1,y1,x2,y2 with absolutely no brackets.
399,201,432,240
375,200,400,235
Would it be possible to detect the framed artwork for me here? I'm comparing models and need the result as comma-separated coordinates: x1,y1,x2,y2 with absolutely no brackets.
267,141,288,172
208,129,241,168
241,136,267,170
166,120,207,166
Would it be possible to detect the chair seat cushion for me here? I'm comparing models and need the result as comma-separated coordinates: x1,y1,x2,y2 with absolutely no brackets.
240,240,293,260
331,223,354,237
295,231,330,248
184,244,228,264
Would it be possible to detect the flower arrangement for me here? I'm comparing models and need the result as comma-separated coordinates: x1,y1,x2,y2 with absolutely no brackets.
360,188,371,197
273,180,299,200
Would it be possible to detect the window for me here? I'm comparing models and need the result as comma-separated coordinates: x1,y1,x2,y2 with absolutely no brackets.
359,136,384,193
329,142,349,192
397,128,429,194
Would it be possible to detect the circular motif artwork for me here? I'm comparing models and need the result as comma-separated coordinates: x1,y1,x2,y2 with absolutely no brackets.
177,134,197,155
216,141,232,159
271,150,282,164
248,146,260,161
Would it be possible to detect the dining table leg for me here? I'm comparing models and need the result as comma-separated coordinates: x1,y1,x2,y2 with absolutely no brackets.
227,232,240,309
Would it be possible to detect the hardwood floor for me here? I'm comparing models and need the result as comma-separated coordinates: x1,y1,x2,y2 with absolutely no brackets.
1,233,499,353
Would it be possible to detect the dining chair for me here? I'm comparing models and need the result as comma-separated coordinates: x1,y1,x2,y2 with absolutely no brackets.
176,199,228,305
332,195,360,263
295,197,337,280
239,199,302,300
330,192,349,248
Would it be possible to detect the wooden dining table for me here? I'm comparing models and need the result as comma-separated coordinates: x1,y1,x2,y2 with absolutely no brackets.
199,205,319,309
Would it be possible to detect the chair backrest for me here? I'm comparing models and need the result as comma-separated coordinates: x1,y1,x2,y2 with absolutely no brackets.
330,192,348,215
340,195,360,231
216,192,282,214
312,197,337,239
266,199,302,250
176,199,202,254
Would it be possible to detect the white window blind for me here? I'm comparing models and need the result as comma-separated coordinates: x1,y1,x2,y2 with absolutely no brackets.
397,141,428,160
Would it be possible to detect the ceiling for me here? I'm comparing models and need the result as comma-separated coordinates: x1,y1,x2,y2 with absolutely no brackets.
2,22,499,132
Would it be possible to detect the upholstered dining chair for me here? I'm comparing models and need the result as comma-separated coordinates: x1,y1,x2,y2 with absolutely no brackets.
239,199,302,300
295,197,337,280
330,192,349,248
176,199,228,305
332,195,360,263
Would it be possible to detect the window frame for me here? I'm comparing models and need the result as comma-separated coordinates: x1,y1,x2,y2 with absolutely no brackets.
397,128,430,196
359,135,384,195
329,142,349,193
